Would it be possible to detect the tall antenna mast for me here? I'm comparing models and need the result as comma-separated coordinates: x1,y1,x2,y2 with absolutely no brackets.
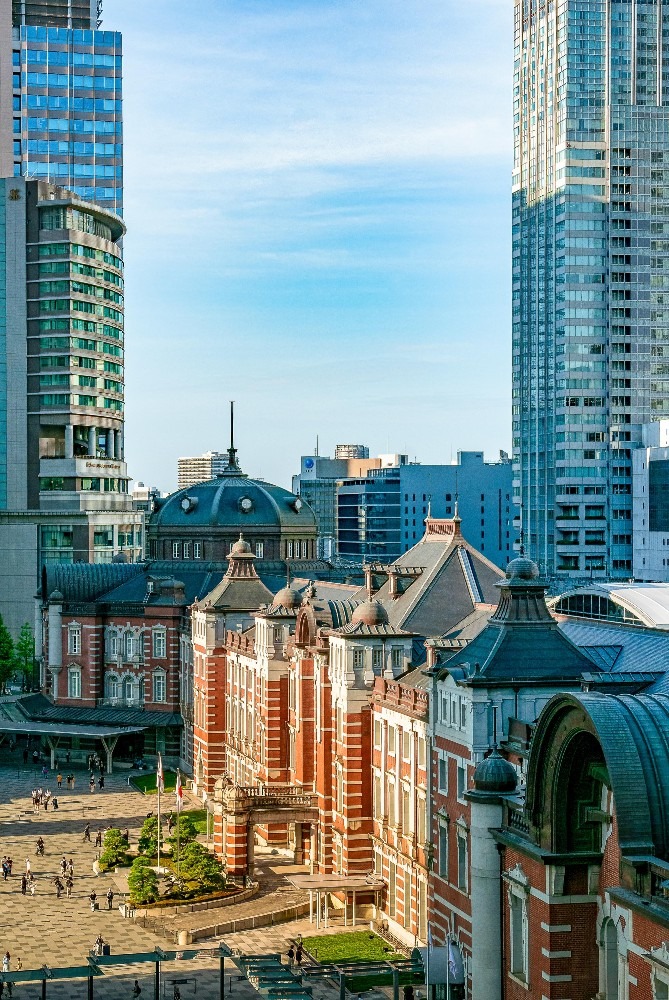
227,400,238,470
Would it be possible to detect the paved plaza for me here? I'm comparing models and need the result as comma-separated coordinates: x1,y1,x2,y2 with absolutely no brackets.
0,762,361,1000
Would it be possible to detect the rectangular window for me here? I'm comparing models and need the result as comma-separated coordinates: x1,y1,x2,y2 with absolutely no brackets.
402,785,411,832
68,668,81,699
438,757,448,792
403,869,412,929
402,730,411,760
373,774,382,820
457,762,467,799
68,625,81,655
193,542,202,559
124,632,134,661
373,719,382,749
388,726,396,754
372,648,383,671
417,795,426,844
510,892,528,980
457,832,468,892
353,648,364,669
417,736,426,767
388,861,396,918
418,880,427,942
172,542,179,559
391,647,403,671
388,781,396,827
183,542,191,559
255,541,264,559
460,699,467,729
438,821,448,878
152,630,166,659
152,672,166,703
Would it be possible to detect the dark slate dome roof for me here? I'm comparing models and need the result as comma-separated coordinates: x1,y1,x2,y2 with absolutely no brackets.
151,467,317,532
505,556,540,580
272,586,303,610
350,600,389,627
473,748,518,794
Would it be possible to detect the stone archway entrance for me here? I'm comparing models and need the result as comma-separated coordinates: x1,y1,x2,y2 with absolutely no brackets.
212,780,319,877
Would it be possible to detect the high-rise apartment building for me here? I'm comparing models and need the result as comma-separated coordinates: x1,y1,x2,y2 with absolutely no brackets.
513,0,669,581
177,451,229,489
2,0,123,215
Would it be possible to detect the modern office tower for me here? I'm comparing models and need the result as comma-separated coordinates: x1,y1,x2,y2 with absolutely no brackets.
0,177,141,633
177,451,229,489
1,0,123,214
334,444,369,460
513,0,669,581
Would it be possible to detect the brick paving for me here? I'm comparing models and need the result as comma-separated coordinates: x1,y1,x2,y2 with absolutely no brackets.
0,763,359,1000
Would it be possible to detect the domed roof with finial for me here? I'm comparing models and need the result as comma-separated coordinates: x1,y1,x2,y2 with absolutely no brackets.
272,586,303,611
473,748,518,795
230,533,252,556
350,600,389,627
505,555,540,581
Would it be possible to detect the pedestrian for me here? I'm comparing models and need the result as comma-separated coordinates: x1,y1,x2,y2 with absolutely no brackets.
89,889,97,911
3,953,10,974
296,944,303,966
287,945,295,966
52,797,58,810
95,829,102,848
68,859,74,877
43,796,48,812
60,856,67,875
94,934,104,956
70,773,75,790
65,875,73,898
20,874,26,895
89,774,95,794
132,981,142,997
24,859,30,876
83,823,91,843
56,773,62,788
123,829,129,844
106,887,114,910
53,877,63,899
41,765,47,780
28,875,35,896
167,815,174,834
2,860,8,882
65,775,71,790
7,858,12,876
98,774,104,790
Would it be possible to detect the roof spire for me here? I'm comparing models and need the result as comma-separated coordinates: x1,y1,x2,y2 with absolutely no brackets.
224,400,241,474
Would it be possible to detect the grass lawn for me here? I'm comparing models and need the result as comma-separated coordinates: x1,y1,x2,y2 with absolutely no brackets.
130,770,177,794
181,808,208,835
302,932,403,964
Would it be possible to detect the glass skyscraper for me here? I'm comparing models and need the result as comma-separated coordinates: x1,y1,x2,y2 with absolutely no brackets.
9,0,122,215
513,0,669,580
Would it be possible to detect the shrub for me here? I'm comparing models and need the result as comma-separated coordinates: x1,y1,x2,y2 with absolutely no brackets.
177,842,225,889
138,816,163,857
128,856,159,904
99,828,128,870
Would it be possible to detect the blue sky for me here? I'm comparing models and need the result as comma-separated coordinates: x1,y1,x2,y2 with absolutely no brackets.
112,0,513,492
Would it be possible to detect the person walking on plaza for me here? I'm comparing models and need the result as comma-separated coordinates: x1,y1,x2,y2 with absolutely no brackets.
60,856,67,876
106,887,114,910
53,877,63,899
89,889,97,911
95,829,102,848
68,859,74,878
98,773,104,790
70,773,75,790
56,773,62,788
89,774,95,794
52,796,58,810
24,859,30,877
28,874,35,897
83,823,91,843
132,980,142,997
20,874,26,896
65,875,73,898
3,953,10,973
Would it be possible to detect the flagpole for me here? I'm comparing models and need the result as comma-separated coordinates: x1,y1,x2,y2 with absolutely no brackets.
176,768,181,880
445,933,450,1000
157,758,161,874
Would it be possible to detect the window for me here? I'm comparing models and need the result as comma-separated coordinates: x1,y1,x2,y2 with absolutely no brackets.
68,666,81,699
418,879,427,942
124,632,137,661
335,765,343,812
152,630,166,659
417,795,426,843
457,762,467,799
457,831,468,892
654,979,669,1000
438,821,448,878
388,860,396,917
255,541,264,559
402,785,411,832
172,541,179,559
391,647,403,671
404,869,412,929
372,648,382,671
373,774,382,819
289,728,296,771
417,736,426,767
193,542,202,559
68,624,81,655
388,726,396,754
510,892,528,981
353,648,364,669
402,730,411,760
152,671,166,703
373,719,382,749
438,757,448,792
387,780,396,827
460,699,467,729
183,542,191,559
107,632,118,659
105,673,119,700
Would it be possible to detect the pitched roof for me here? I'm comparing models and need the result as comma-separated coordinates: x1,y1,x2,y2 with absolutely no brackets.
18,694,182,729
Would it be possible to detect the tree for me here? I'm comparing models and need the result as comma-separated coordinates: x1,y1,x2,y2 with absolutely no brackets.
0,616,15,694
14,622,35,692
167,814,197,851
99,828,128,870
138,816,163,858
127,857,159,904
178,842,225,889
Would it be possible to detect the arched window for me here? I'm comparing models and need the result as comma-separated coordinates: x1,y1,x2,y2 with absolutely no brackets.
105,674,119,700
601,918,620,1000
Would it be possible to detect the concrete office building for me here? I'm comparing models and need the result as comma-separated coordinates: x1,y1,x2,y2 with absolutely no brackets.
0,177,140,633
513,0,669,581
337,451,516,565
3,0,123,215
293,449,409,559
177,451,229,490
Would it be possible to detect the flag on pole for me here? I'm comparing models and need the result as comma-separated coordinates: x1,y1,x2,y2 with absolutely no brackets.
175,770,183,813
157,753,164,793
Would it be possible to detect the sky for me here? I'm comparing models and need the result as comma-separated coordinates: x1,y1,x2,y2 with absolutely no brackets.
112,0,513,493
